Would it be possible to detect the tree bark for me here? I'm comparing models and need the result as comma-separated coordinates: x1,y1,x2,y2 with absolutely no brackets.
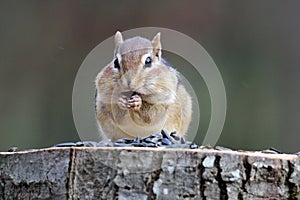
0,147,299,199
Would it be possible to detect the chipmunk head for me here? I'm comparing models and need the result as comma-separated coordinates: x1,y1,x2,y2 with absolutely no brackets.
111,31,176,104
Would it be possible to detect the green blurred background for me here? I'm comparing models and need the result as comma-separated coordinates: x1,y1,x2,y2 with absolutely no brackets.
1,1,299,153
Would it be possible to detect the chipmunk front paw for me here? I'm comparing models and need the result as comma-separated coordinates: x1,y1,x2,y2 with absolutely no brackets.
118,95,129,110
128,94,142,111
118,94,142,111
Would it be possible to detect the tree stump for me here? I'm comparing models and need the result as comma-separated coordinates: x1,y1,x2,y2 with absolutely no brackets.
0,147,299,199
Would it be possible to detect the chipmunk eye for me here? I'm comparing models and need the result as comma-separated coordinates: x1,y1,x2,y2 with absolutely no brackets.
114,58,120,70
145,56,152,67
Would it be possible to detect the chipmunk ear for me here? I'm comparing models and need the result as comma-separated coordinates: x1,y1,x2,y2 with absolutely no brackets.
152,32,161,58
114,31,123,51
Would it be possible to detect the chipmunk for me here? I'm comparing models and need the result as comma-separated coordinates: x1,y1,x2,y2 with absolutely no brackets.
95,31,192,141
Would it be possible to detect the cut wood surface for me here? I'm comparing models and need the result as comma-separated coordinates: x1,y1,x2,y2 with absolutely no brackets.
0,147,299,199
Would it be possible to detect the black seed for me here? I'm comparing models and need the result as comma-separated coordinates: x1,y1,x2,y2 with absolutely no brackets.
180,137,186,144
132,143,144,147
53,142,77,147
161,138,172,145
143,137,157,144
148,133,162,139
114,138,125,143
170,132,180,141
142,142,157,147
156,141,163,146
75,141,85,147
267,147,282,154
115,138,133,144
161,130,178,144
133,137,141,143
8,147,18,152
190,143,198,149
161,130,169,138
114,143,133,147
